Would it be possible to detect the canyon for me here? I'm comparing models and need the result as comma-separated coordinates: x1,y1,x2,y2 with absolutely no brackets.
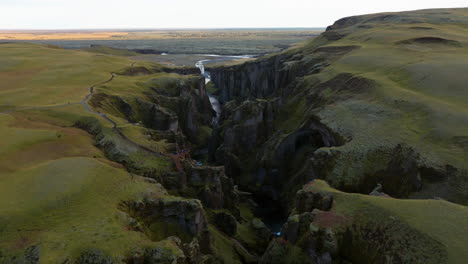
0,8,467,264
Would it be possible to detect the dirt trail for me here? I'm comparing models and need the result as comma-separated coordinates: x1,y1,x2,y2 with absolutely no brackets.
79,62,165,157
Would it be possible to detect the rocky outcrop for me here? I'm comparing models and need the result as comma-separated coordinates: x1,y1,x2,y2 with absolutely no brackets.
122,196,212,254
183,163,239,213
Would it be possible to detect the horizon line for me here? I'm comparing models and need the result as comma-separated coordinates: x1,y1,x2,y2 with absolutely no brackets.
0,27,326,31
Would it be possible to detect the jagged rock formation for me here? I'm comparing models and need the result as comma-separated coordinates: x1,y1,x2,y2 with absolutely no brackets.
183,163,239,213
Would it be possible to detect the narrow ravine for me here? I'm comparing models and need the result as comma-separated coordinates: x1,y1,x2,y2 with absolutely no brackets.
195,55,290,236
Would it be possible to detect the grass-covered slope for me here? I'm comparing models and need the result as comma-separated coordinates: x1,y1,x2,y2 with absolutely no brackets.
0,108,171,262
304,8,468,202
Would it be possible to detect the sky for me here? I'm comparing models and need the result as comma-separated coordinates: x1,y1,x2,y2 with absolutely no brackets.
0,0,467,29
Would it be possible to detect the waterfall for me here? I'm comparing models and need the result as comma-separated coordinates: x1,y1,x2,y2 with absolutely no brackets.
195,55,255,124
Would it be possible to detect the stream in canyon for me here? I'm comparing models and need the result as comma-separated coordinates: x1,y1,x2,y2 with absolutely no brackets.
196,55,286,235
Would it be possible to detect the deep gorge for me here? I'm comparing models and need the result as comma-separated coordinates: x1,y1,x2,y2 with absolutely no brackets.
78,37,466,262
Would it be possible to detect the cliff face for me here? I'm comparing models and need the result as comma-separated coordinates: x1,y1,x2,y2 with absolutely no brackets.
208,10,468,206
209,53,322,104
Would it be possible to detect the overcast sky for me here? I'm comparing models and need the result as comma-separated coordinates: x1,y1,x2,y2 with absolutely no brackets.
0,0,467,29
